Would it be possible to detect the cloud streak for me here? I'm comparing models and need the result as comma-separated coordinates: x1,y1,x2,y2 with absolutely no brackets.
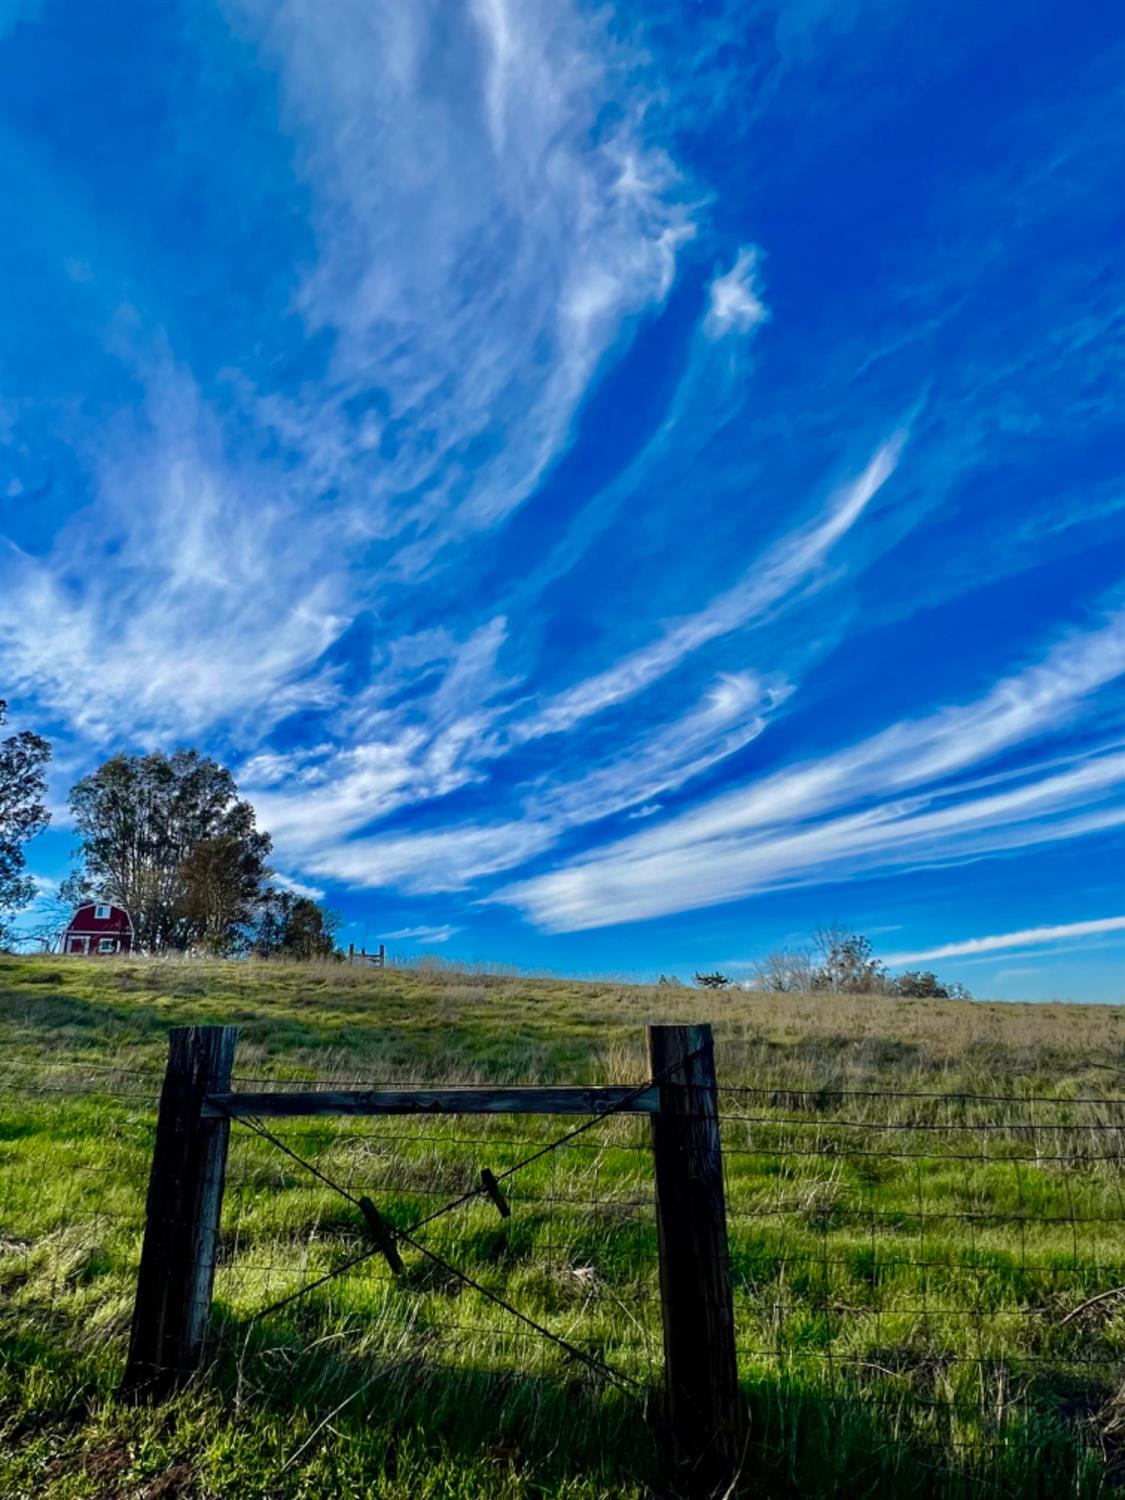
381,924,459,944
884,916,1125,965
497,610,1125,930
226,0,695,558
289,670,783,892
0,363,345,744
1,0,696,749
513,436,904,742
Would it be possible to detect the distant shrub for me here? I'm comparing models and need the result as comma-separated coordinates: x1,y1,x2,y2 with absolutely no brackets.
694,971,733,990
809,926,888,994
749,947,816,992
893,969,947,998
893,969,971,1000
747,925,971,999
251,892,340,961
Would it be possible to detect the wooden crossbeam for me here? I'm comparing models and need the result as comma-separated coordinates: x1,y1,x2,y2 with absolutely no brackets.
203,1085,660,1119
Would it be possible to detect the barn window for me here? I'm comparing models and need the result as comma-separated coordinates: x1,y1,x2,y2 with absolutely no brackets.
95,904,111,920
98,938,117,953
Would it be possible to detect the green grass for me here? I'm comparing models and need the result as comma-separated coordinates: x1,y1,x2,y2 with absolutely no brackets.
3,953,1125,1497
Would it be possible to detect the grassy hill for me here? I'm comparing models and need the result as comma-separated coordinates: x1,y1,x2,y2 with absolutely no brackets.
3,954,1125,1497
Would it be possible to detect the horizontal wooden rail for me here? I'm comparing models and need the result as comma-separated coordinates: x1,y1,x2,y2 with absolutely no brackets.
203,1085,660,1119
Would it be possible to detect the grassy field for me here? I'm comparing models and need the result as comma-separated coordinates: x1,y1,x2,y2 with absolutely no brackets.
3,954,1125,1498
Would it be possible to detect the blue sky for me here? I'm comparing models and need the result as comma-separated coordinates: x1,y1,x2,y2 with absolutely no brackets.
2,0,1124,999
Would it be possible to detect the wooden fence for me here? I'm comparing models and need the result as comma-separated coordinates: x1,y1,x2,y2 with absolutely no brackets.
122,1022,741,1496
345,943,385,967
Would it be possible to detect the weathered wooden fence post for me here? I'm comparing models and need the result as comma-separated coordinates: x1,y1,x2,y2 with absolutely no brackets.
647,1023,743,1496
123,1024,237,1397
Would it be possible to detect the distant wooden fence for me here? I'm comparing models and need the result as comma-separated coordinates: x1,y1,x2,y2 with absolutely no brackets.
345,943,385,967
122,1022,741,1495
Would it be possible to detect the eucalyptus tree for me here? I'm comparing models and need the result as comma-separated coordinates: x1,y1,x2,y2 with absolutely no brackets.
0,700,51,946
66,749,271,952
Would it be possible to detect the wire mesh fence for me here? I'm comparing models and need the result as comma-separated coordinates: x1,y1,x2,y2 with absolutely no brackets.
213,1101,663,1394
4,1049,1125,1487
0,1056,158,1376
714,1082,1125,1471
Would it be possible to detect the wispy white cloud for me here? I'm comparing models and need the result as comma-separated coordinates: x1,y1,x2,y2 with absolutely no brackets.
532,672,785,826
235,431,897,889
306,821,552,894
884,916,1125,966
0,361,344,744
2,0,696,754
382,924,459,944
704,246,769,338
514,436,904,741
247,727,482,852
497,610,1125,930
292,671,782,891
238,615,520,855
499,755,1125,930
225,0,695,560
544,606,1125,856
271,872,327,902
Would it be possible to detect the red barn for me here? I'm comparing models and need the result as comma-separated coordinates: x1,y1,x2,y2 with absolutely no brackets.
62,902,134,956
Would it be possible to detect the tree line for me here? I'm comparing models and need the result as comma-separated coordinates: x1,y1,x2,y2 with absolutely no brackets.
0,706,338,958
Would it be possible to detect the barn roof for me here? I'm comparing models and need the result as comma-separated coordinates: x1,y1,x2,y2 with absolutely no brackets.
66,901,134,928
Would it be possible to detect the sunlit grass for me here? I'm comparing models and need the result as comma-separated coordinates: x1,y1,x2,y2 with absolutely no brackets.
3,953,1125,1495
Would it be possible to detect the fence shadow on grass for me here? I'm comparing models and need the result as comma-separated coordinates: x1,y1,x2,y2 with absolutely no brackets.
198,1308,1104,1494
0,1292,1107,1500
196,1301,1106,1500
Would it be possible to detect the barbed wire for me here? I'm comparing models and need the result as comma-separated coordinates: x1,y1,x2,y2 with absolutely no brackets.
720,1139,1125,1164
729,1248,1125,1275
227,1125,654,1152
732,1347,1125,1369
724,1203,1125,1226
716,1112,1125,1132
713,1083,1125,1106
0,1080,157,1100
0,1055,162,1074
10,1053,1125,1104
